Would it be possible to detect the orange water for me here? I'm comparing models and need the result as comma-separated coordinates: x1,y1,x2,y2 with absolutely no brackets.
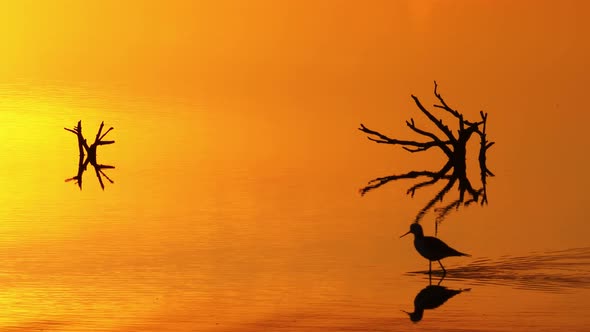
0,83,588,331
1,1,590,331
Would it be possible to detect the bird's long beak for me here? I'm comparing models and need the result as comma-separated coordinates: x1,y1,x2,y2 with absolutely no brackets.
400,231,411,238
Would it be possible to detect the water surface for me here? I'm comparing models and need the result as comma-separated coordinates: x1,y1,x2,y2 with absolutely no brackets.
0,83,588,331
1,1,590,331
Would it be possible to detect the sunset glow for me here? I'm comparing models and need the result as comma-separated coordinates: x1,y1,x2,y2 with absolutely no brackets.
1,1,589,331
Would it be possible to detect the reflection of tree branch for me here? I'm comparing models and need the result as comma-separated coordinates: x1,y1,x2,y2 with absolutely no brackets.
414,176,457,226
360,170,440,196
360,160,454,196
458,173,480,203
94,164,115,190
407,177,443,197
435,199,462,224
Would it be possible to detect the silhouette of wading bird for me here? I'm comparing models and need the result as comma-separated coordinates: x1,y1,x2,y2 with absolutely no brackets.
401,223,470,274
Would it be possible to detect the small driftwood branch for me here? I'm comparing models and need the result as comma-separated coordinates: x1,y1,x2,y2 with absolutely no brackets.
65,120,115,190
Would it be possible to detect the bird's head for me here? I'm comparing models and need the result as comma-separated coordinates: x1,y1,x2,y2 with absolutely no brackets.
401,309,423,322
400,223,423,238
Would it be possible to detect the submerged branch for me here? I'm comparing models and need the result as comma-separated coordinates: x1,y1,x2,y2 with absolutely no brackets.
414,176,458,225
360,170,444,196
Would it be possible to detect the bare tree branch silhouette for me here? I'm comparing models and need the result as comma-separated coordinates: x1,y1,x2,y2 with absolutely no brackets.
359,81,494,234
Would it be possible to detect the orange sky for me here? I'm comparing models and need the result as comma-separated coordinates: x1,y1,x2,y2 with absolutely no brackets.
1,0,587,104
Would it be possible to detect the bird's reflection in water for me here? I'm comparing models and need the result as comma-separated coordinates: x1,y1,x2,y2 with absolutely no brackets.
403,275,470,323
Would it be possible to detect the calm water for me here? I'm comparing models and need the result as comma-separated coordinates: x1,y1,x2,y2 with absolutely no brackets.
0,83,589,332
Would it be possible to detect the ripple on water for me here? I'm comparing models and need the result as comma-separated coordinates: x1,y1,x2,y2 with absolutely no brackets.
406,247,590,293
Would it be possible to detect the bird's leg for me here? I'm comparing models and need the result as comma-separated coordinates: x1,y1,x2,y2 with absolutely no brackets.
437,273,445,286
429,261,432,274
429,271,432,285
438,260,447,274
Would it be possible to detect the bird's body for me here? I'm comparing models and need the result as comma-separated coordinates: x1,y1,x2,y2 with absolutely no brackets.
401,223,470,273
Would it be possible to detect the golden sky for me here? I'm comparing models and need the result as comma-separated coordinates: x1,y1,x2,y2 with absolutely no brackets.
1,0,586,103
